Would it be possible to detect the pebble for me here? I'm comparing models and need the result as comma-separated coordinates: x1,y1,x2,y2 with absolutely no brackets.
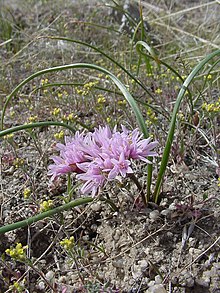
195,278,210,288
160,208,171,216
146,284,166,293
189,248,202,258
37,281,45,290
155,275,162,284
149,210,160,220
168,203,177,210
113,229,121,241
91,202,101,212
112,258,124,268
46,270,54,280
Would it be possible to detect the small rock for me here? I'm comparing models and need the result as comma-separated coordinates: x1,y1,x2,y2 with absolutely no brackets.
37,281,45,290
155,275,162,284
146,284,166,293
195,278,210,288
149,210,160,220
189,248,202,258
46,271,54,281
169,203,176,210
91,202,101,212
138,259,148,272
160,208,171,216
147,280,155,287
113,229,121,241
112,258,124,268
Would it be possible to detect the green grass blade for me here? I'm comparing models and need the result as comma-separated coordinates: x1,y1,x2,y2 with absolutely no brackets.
42,36,154,99
136,41,194,112
153,49,220,203
0,197,93,235
136,40,160,66
1,63,148,138
0,121,75,138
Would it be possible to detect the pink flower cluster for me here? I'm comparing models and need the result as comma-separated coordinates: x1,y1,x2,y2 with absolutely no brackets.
48,125,158,196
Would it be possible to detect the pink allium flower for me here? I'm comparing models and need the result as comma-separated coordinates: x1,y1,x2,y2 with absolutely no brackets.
48,125,158,196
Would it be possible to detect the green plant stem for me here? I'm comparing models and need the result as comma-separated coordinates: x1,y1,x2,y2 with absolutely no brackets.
0,197,93,235
42,36,154,99
129,173,147,207
0,197,118,235
1,63,148,138
153,49,220,203
0,121,75,138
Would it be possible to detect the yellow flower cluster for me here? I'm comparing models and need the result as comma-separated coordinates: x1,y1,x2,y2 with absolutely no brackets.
202,98,220,113
54,130,64,140
60,236,75,250
28,115,38,122
155,88,162,94
23,188,31,199
57,90,68,99
97,94,106,104
146,107,158,126
63,113,77,122
40,200,53,212
5,243,28,261
204,74,212,80
13,158,24,168
51,107,61,116
117,99,126,106
41,78,49,86
4,133,14,140
76,81,98,96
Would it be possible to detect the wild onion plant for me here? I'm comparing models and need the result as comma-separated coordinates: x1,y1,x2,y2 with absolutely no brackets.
0,44,219,235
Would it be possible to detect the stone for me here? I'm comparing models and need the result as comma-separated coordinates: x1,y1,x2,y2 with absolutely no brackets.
149,210,160,220
146,284,166,293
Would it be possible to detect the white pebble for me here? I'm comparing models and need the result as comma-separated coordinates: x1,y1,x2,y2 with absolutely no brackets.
149,210,160,220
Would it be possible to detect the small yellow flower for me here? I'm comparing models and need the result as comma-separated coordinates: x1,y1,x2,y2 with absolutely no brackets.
60,236,75,250
13,158,24,168
117,100,126,106
10,281,25,293
4,133,14,140
54,130,64,140
204,74,212,80
41,78,49,86
97,95,106,104
28,115,38,122
218,177,220,187
10,111,15,117
23,188,31,199
155,88,162,94
177,112,184,121
40,200,53,212
51,107,61,116
6,243,28,261
106,117,111,123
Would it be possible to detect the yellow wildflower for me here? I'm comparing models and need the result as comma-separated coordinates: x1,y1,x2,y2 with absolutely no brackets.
40,200,53,212
60,236,75,250
6,243,28,261
23,188,31,199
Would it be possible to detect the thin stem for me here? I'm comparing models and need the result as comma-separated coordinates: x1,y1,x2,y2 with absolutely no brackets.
0,197,93,235
129,173,147,207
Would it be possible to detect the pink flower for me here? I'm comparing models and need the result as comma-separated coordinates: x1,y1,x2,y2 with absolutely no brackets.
77,163,106,197
48,125,158,196
109,152,133,179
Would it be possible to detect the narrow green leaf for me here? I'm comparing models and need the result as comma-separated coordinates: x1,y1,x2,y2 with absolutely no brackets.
153,49,220,203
